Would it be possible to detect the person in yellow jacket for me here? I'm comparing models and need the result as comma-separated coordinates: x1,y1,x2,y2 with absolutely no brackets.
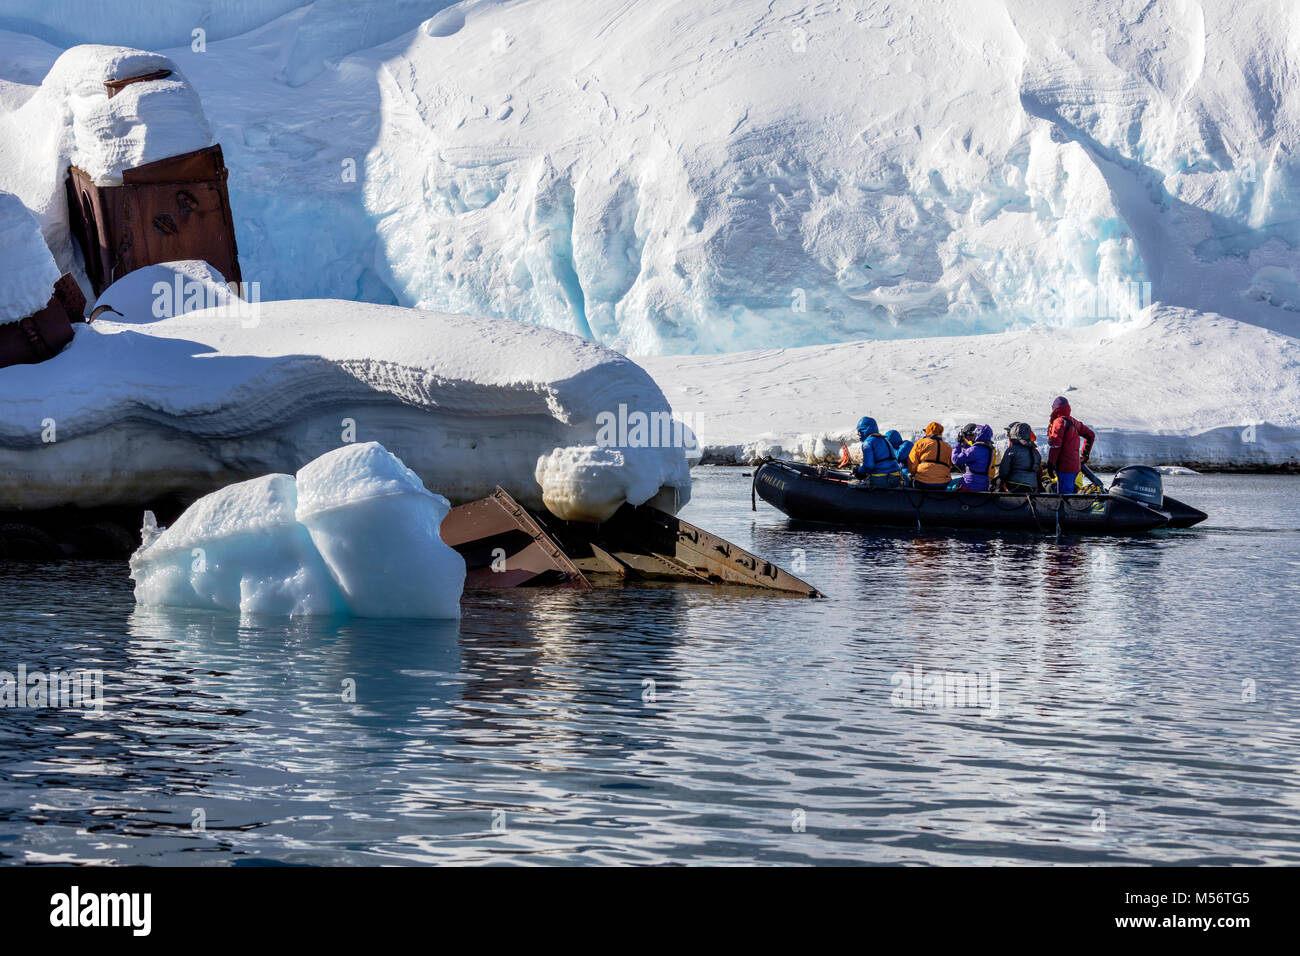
907,422,953,489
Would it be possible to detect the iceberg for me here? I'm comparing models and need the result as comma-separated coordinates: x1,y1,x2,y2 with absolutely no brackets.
128,471,346,616
130,441,464,618
295,442,464,619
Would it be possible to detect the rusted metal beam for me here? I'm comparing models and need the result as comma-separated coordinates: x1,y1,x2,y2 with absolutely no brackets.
104,69,173,98
441,487,591,590
532,499,823,597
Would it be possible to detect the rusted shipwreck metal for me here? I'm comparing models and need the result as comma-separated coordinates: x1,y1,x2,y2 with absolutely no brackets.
64,67,240,297
0,273,86,370
67,143,242,296
442,486,822,597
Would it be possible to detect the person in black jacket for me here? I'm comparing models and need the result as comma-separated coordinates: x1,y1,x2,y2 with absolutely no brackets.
997,422,1042,492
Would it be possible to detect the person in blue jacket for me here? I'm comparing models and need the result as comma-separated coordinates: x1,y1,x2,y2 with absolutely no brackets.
853,417,902,488
885,430,914,479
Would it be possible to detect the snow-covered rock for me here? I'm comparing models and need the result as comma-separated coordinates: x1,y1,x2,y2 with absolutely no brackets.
639,306,1300,470
89,259,242,322
130,442,465,618
0,189,59,321
0,291,692,520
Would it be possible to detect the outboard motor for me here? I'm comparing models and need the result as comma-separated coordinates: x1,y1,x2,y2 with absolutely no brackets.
1109,465,1164,509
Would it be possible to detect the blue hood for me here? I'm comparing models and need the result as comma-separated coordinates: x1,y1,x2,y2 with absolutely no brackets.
856,416,878,439
885,429,903,448
976,424,994,443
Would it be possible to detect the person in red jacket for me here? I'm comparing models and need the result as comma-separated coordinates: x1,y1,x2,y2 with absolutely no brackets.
1046,396,1095,494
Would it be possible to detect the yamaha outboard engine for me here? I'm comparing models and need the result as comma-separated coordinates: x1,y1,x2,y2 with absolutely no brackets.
1109,465,1164,509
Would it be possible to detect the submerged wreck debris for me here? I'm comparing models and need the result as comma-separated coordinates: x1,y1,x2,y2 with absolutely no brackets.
443,486,822,597
440,487,592,590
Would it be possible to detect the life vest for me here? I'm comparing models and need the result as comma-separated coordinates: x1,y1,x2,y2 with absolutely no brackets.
972,440,997,482
864,433,901,476
909,436,952,485
1002,440,1041,489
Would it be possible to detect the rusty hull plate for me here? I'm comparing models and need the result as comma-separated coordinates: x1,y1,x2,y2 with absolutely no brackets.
444,488,822,597
442,488,591,590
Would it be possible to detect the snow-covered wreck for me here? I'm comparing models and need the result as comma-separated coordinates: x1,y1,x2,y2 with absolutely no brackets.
0,190,85,369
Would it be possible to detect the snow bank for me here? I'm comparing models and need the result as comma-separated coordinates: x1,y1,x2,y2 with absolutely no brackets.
0,189,59,321
0,291,692,520
639,306,1300,470
89,259,239,322
360,0,1300,351
130,442,464,618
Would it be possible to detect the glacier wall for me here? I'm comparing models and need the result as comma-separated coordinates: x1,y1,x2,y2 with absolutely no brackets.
1,0,1297,354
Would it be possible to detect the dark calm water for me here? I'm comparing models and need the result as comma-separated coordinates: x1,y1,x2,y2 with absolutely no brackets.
2,470,1298,865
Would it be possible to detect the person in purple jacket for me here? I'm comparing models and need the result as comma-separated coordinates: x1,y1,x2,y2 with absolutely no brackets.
950,423,996,491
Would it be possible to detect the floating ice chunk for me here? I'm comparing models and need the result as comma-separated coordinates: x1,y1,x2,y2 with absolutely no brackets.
534,445,668,523
130,443,464,619
295,442,464,620
129,472,346,616
0,190,60,322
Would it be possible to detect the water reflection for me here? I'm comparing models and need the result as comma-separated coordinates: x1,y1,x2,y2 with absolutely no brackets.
1,473,1298,864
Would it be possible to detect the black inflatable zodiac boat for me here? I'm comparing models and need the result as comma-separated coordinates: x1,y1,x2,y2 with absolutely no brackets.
752,460,1207,535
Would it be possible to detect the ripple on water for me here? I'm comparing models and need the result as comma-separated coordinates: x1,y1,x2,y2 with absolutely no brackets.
0,472,1298,864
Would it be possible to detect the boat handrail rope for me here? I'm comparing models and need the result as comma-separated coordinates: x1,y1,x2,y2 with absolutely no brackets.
758,458,1110,521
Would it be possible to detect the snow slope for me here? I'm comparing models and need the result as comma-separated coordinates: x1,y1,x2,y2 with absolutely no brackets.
0,275,691,521
2,0,1297,353
639,306,1300,469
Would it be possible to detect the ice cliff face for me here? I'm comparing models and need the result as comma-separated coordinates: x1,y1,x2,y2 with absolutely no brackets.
1,1,1298,354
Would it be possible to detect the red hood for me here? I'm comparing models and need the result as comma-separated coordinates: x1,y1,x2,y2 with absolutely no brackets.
1050,403,1071,421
